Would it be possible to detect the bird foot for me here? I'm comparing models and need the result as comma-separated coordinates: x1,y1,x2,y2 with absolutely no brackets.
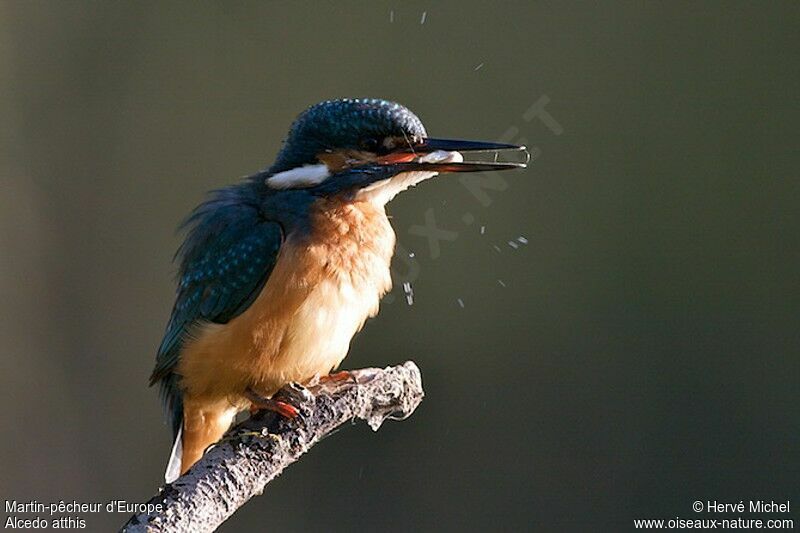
245,388,300,419
318,370,357,385
307,370,358,392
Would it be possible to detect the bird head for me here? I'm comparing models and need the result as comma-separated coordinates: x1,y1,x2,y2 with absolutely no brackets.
265,98,527,203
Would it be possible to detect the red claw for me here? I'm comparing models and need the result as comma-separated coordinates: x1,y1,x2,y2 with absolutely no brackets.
246,388,300,419
317,370,355,385
272,400,299,419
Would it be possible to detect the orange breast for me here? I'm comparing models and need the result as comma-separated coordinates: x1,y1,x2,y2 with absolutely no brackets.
176,197,396,404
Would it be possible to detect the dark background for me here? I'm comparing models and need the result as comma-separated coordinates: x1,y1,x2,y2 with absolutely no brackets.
1,2,798,531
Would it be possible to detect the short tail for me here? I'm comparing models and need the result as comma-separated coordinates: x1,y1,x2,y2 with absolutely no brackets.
164,425,183,483
156,373,184,483
177,399,238,478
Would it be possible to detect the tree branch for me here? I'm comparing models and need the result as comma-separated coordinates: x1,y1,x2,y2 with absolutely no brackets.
121,361,424,533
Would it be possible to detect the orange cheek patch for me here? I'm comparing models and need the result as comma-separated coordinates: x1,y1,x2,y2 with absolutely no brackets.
318,152,349,172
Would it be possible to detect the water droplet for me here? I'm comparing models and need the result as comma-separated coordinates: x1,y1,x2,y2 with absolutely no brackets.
403,282,414,306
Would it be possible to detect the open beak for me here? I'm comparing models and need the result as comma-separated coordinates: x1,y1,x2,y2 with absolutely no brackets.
378,137,528,173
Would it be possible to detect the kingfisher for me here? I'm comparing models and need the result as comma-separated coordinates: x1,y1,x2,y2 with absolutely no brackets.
150,98,526,481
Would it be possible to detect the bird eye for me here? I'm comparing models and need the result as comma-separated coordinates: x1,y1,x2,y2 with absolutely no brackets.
360,138,381,152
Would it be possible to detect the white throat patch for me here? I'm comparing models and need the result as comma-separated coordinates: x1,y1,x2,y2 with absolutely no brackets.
266,163,331,189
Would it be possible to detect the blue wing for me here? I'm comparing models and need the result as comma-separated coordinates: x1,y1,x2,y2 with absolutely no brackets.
150,187,283,435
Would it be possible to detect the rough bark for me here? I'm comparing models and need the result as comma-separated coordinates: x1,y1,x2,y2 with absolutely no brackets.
121,361,424,533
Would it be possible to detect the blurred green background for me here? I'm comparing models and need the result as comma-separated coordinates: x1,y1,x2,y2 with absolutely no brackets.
1,2,798,531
